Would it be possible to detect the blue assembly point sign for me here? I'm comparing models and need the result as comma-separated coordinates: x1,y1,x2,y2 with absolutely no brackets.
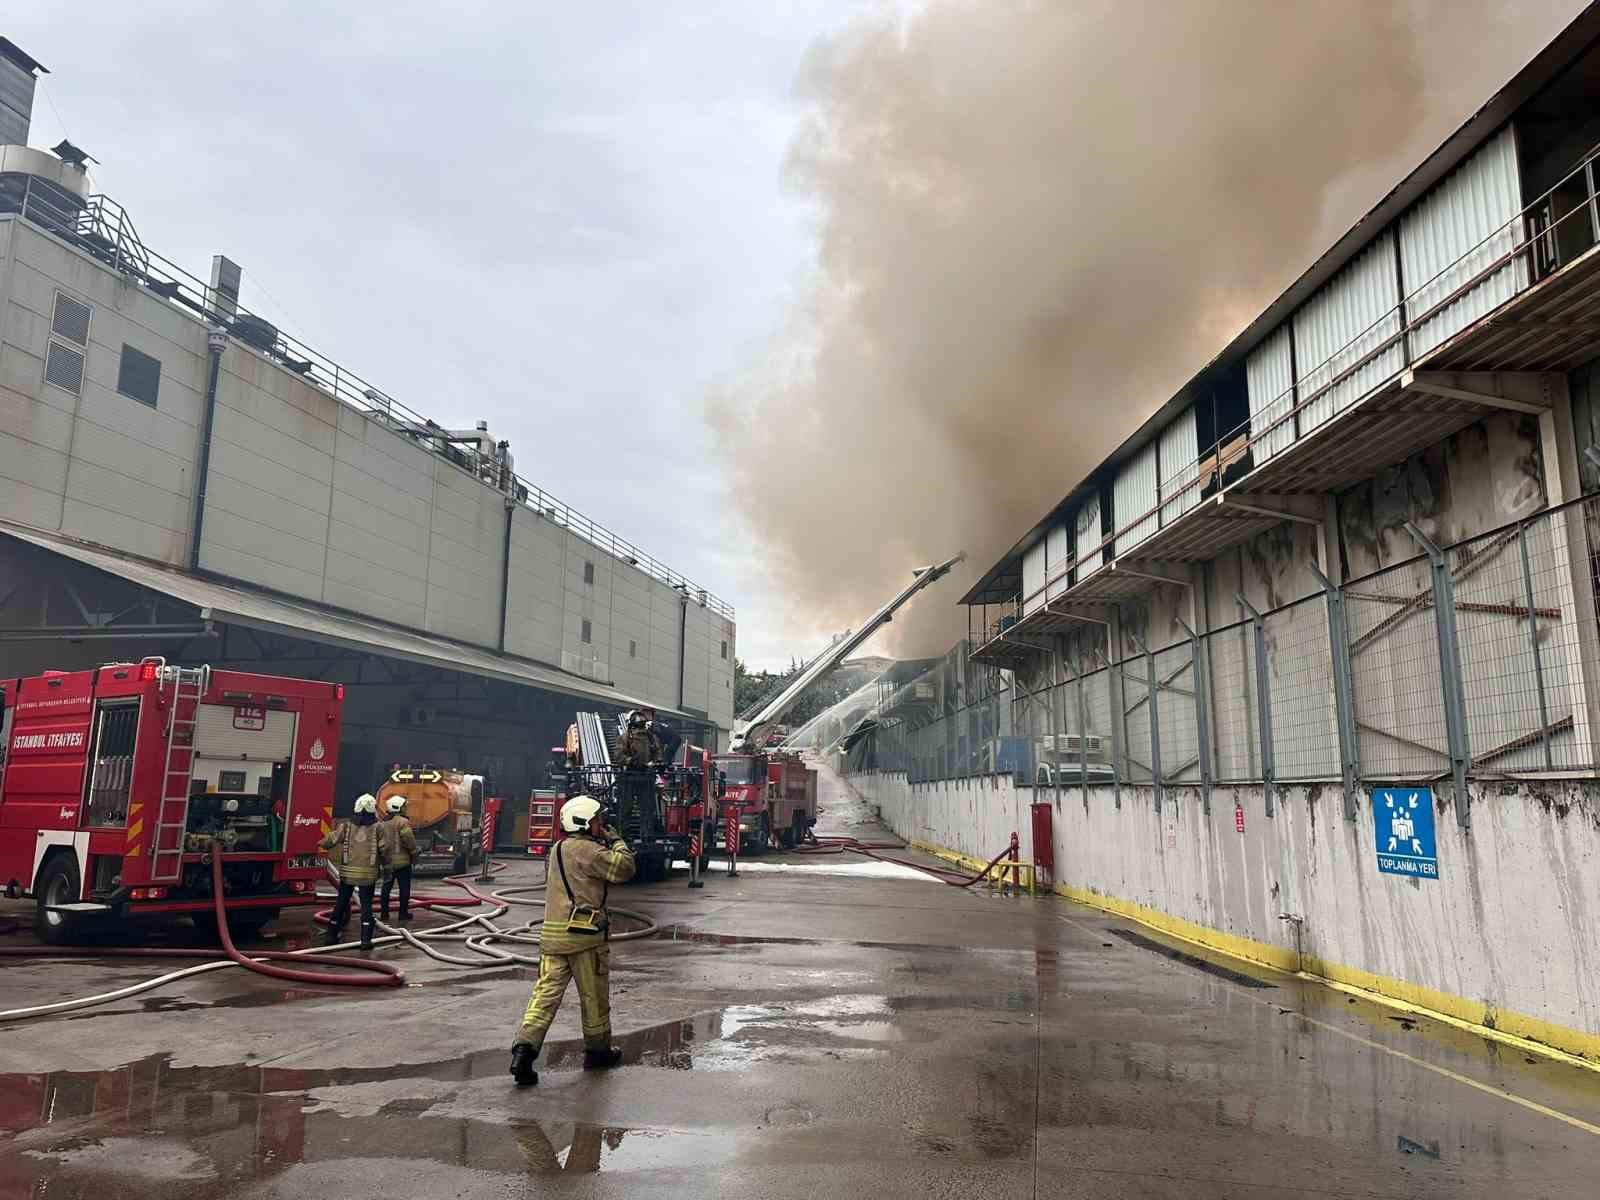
1374,788,1438,879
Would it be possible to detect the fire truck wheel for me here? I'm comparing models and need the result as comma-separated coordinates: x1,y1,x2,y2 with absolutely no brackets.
34,855,84,946
747,815,771,856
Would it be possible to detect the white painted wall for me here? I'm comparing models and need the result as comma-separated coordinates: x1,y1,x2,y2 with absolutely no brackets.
0,219,207,562
0,216,735,729
844,767,1600,1044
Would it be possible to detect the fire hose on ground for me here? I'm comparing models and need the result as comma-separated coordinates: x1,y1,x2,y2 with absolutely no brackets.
795,833,1019,888
0,843,657,1023
0,830,1012,1023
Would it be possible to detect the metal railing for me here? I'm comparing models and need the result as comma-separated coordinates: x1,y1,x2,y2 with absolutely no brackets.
976,143,1600,642
0,179,734,619
875,493,1600,829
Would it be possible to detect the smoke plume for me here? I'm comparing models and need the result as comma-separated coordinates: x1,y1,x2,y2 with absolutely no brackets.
710,0,1579,660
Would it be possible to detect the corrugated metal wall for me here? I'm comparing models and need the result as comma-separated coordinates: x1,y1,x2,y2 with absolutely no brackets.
1114,443,1159,557
1022,539,1046,615
1045,524,1071,601
1246,326,1295,463
1158,409,1200,525
1075,494,1103,578
1401,125,1528,361
1293,232,1403,435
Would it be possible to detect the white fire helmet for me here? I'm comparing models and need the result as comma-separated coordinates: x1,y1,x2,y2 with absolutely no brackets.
353,793,379,815
560,794,602,834
386,795,408,815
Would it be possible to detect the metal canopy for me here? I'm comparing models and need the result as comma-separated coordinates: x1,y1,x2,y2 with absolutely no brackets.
0,523,688,718
970,279,1600,667
1425,242,1600,372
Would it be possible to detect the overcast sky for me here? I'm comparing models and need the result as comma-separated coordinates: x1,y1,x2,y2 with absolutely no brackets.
8,2,857,669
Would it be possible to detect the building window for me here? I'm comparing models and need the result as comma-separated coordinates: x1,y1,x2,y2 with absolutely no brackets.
116,344,161,408
720,641,728,660
629,639,637,658
581,619,592,644
583,560,595,585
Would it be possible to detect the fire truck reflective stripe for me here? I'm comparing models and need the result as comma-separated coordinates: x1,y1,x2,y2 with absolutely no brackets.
320,822,331,836
125,817,144,844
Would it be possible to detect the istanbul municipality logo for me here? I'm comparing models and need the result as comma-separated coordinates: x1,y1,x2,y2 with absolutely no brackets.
309,738,325,761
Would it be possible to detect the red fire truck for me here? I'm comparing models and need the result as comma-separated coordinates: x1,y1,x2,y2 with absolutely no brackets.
711,749,816,852
529,743,718,879
0,657,342,943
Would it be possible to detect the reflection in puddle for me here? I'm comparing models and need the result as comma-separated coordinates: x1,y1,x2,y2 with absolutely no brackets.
0,990,926,1190
510,1122,740,1173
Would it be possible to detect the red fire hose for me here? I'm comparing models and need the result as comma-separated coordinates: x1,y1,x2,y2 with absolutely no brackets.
0,848,404,992
205,851,402,987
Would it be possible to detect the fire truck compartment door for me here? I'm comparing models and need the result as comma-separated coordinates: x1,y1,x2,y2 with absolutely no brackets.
192,706,297,793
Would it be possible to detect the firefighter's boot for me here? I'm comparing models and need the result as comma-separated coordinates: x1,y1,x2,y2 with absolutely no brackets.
360,919,376,952
509,1042,539,1087
582,1044,623,1070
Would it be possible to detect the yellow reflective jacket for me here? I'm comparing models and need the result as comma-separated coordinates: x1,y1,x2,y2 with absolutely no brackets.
381,815,418,868
541,833,636,953
319,819,388,885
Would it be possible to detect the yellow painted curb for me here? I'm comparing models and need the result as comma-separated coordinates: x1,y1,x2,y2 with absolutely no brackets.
1055,881,1600,1074
900,832,1600,1074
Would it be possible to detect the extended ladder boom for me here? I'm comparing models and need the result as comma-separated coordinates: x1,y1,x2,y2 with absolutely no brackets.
734,552,965,750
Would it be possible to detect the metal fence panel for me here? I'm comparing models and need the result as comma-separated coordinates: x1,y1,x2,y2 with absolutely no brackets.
1153,641,1200,781
1208,619,1258,782
894,496,1600,794
1263,593,1341,781
1344,552,1450,781
1520,501,1599,771
1121,651,1154,783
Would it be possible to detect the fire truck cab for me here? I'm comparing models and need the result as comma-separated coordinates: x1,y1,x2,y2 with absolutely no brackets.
0,657,342,943
712,750,816,852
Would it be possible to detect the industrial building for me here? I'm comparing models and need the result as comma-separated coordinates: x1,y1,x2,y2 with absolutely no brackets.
0,37,735,811
839,8,1600,1061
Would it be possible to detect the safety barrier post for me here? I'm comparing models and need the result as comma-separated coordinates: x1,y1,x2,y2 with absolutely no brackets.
1308,561,1361,821
1176,618,1213,814
689,759,707,889
1009,830,1020,894
1129,632,1162,812
478,798,500,882
1236,594,1275,818
1405,521,1472,828
724,801,740,877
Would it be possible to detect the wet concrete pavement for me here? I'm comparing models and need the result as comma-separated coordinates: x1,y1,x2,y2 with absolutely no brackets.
3,768,1600,1197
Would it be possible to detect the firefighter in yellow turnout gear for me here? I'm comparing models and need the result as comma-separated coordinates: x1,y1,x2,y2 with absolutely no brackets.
510,795,636,1086
379,795,418,922
318,793,389,950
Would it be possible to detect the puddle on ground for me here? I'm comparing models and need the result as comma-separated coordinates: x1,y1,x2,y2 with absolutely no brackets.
0,980,960,1192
